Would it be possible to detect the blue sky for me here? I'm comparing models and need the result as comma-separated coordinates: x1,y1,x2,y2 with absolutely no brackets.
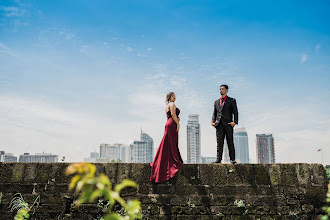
0,0,329,163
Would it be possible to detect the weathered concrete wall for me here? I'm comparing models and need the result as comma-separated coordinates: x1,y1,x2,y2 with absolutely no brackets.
0,163,328,219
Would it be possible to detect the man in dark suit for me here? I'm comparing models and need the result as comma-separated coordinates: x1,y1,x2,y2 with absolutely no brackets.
212,84,238,164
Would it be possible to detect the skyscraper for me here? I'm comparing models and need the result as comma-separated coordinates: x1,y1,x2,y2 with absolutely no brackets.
223,127,249,163
140,131,154,162
130,141,150,163
234,127,249,163
99,143,131,163
256,134,275,164
130,130,154,163
187,114,201,163
100,144,122,162
120,145,131,163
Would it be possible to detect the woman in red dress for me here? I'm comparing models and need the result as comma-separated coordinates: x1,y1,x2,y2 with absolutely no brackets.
150,92,183,183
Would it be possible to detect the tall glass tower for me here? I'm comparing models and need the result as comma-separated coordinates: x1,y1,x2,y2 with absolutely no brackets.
234,127,249,163
187,114,201,163
256,134,275,164
223,127,249,163
140,131,154,163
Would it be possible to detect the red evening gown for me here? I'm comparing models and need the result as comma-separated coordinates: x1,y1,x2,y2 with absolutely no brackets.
150,108,183,183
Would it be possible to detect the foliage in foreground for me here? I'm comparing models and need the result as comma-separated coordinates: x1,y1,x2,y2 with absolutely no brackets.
321,183,330,220
66,163,142,220
9,193,40,220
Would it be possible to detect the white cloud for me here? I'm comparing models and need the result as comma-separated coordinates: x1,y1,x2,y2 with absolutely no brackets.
80,45,94,56
0,42,16,57
0,6,23,17
147,48,152,51
59,31,75,40
0,95,147,162
137,53,147,57
315,44,320,52
301,53,308,63
121,44,134,52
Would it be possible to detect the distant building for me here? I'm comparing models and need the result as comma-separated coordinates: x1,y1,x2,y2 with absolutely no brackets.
0,151,17,162
120,145,131,163
84,151,100,163
222,128,250,163
130,141,151,163
90,152,99,159
19,153,58,162
187,114,201,163
256,134,275,164
95,158,112,163
201,156,216,164
234,128,250,163
223,139,230,163
140,131,154,162
100,143,128,162
130,130,154,163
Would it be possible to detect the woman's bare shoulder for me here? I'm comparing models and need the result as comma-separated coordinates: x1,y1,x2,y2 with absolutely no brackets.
169,102,176,109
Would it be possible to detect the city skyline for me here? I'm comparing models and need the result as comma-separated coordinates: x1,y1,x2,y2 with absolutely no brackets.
0,124,324,165
0,0,329,164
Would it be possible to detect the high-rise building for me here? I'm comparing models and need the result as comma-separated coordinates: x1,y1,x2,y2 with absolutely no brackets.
120,145,131,163
222,128,250,163
19,153,58,162
130,130,154,163
201,156,216,164
223,139,230,163
130,141,150,163
234,128,249,163
256,134,275,164
0,151,17,162
100,143,129,162
187,114,201,163
140,131,154,163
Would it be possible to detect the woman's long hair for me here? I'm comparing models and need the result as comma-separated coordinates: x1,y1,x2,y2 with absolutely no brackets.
165,92,174,103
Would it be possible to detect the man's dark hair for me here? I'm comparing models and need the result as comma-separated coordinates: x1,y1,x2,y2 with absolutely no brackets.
220,84,229,90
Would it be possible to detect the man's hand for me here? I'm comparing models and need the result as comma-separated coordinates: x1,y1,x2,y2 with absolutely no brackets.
211,122,215,127
177,123,180,132
228,122,236,127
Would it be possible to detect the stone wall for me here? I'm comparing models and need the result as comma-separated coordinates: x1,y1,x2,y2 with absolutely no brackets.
0,163,328,219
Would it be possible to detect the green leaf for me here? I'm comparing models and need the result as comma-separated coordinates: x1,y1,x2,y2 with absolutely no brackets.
69,175,81,191
126,200,142,218
99,174,111,187
14,209,29,220
76,186,93,205
114,179,137,193
89,189,103,202
320,215,329,220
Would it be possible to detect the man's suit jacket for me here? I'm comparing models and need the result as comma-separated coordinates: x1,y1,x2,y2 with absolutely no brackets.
212,96,238,127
